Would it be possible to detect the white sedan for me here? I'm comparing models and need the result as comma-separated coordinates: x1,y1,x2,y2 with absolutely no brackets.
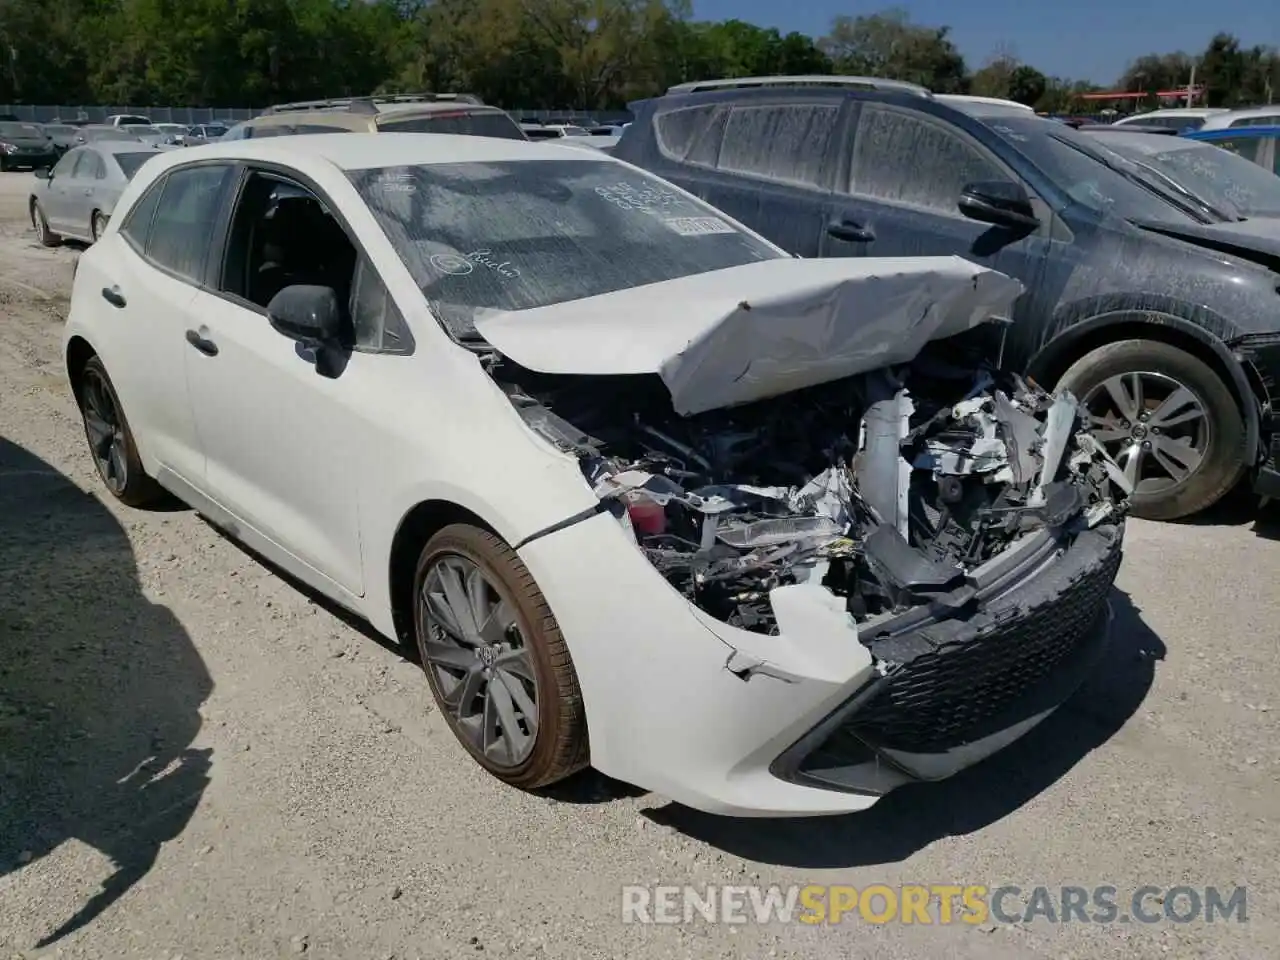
63,133,1127,816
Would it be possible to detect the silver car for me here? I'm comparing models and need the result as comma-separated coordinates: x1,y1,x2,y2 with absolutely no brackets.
29,142,163,245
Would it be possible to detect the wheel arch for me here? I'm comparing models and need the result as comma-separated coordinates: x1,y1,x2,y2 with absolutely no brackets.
1027,309,1263,464
386,499,499,647
65,335,97,403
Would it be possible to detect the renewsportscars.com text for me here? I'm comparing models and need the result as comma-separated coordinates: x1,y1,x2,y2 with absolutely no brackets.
620,884,1248,926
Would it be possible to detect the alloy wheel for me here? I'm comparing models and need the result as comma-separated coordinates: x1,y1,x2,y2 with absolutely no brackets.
419,554,539,768
1082,370,1210,496
80,368,129,494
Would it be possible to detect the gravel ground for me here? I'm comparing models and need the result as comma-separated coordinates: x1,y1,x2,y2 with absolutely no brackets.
1,168,1279,960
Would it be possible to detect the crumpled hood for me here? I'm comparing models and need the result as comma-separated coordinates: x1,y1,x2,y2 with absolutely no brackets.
474,256,1024,416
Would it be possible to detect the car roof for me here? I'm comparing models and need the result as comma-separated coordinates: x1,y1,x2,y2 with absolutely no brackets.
147,132,613,174
1199,105,1280,130
936,94,1035,112
1115,108,1227,122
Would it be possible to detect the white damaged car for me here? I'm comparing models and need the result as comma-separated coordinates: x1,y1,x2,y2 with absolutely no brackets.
62,134,1129,816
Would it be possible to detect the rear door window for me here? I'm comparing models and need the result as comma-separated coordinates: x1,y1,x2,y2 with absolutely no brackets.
146,165,234,281
70,151,98,179
715,104,838,188
848,105,1009,214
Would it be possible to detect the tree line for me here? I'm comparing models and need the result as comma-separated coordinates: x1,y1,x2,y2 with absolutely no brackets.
0,1,1276,113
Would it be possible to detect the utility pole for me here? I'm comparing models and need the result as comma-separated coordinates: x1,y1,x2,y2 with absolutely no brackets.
1186,60,1196,107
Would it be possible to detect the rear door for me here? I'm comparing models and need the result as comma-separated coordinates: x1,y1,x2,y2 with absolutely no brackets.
824,102,1051,321
80,164,235,486
654,101,841,257
42,150,81,229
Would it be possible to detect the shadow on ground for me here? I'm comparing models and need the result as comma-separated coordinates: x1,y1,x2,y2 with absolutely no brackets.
1175,482,1280,540
0,437,212,946
643,588,1164,868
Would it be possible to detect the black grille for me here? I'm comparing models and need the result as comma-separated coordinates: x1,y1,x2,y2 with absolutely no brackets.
844,529,1122,754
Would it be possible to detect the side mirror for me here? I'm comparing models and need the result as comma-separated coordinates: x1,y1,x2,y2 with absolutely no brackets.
958,180,1040,230
266,285,343,345
33,167,51,180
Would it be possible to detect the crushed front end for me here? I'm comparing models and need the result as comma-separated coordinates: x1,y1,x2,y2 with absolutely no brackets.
492,337,1129,801
1232,332,1280,500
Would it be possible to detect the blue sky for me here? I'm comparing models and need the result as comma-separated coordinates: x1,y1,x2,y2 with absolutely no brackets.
690,0,1279,86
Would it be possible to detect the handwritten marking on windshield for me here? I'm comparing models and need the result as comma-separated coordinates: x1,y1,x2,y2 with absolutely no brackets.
429,253,474,276
594,181,686,214
663,216,736,236
467,250,520,278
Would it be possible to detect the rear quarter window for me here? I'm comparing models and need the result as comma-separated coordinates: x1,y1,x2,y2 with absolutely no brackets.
653,105,723,161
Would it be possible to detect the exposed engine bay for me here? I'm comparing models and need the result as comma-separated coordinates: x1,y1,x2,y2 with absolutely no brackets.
487,338,1131,636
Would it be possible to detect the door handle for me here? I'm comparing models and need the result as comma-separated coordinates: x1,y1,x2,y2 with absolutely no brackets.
827,219,876,243
101,286,126,308
185,329,219,356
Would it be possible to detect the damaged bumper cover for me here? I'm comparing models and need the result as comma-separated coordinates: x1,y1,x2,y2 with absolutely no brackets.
484,256,1127,816
1232,332,1280,499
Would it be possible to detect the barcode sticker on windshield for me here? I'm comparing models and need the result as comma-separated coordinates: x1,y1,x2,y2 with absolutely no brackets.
662,216,736,236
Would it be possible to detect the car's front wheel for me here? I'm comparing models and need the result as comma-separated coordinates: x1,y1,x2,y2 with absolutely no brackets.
1057,339,1246,520
75,356,165,507
413,523,588,789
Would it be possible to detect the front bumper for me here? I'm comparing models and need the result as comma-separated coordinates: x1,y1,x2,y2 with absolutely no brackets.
518,509,1123,817
773,524,1121,796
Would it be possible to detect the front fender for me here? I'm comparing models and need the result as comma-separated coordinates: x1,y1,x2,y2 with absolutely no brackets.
1028,304,1261,464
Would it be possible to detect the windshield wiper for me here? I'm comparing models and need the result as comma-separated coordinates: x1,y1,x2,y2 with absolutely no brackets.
1125,159,1240,223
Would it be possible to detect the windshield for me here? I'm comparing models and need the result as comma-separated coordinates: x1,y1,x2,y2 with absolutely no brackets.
378,111,526,140
115,116,151,126
350,158,780,339
982,117,1199,223
113,151,156,179
1119,141,1280,219
0,121,44,138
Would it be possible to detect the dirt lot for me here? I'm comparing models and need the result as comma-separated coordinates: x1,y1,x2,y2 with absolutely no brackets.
2,168,1279,960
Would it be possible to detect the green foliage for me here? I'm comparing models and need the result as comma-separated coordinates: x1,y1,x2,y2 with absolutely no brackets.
0,1,1273,111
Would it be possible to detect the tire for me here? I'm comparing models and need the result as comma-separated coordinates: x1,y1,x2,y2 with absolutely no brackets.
413,523,588,789
32,201,59,247
1057,338,1246,520
75,356,165,507
91,210,107,243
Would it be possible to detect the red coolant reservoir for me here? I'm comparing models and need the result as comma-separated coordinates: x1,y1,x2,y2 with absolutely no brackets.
625,495,667,536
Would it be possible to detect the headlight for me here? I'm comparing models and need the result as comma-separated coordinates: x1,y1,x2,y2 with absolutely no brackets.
0,142,16,154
